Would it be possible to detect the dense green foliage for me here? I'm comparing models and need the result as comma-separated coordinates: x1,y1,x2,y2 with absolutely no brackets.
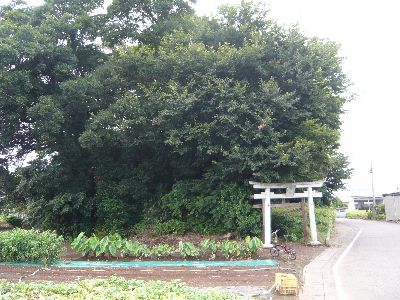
156,183,262,236
0,228,64,264
314,207,336,241
272,207,335,242
71,232,263,259
0,277,240,300
0,0,351,235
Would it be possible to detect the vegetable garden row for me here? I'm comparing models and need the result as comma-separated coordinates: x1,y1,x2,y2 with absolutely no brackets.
72,232,263,259
0,229,264,264
0,277,239,300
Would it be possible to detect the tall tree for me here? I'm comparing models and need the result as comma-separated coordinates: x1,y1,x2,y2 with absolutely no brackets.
1,0,351,235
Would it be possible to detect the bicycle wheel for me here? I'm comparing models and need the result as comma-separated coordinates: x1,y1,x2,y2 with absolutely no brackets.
270,247,279,257
288,251,296,260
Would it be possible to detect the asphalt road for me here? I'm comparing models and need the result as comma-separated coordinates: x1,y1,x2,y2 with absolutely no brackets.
338,219,400,300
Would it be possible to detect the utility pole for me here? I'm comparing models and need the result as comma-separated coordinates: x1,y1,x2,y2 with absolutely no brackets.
370,165,376,211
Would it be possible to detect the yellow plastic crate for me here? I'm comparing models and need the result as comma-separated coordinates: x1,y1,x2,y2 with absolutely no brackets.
275,273,298,295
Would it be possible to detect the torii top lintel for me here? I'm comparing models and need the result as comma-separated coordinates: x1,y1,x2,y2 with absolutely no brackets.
248,180,325,190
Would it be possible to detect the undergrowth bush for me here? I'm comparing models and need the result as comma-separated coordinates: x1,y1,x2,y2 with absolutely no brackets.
375,204,385,215
0,229,64,264
5,215,23,228
271,207,335,242
315,207,336,242
95,187,131,235
155,219,187,235
158,182,262,236
0,276,240,299
0,214,6,225
271,208,304,240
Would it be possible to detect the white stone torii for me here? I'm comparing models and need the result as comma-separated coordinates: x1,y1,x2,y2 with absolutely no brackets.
249,180,324,247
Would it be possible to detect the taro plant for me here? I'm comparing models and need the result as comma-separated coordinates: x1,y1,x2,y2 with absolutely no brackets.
244,236,263,255
178,241,200,258
152,243,174,257
120,240,138,257
71,233,100,256
200,239,219,259
71,232,88,255
71,232,125,257
127,241,146,258
219,241,242,259
141,244,152,258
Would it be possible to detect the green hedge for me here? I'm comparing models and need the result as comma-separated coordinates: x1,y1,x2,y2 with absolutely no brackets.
0,229,64,264
0,277,239,300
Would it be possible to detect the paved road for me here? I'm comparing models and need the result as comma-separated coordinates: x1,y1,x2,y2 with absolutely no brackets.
338,219,400,300
300,218,400,300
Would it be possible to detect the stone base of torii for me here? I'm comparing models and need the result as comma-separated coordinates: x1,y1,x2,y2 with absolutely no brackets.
249,180,324,247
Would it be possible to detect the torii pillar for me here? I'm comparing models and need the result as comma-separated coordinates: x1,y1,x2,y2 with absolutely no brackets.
250,180,324,247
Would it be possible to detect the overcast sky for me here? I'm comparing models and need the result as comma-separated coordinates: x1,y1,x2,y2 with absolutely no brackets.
2,0,400,196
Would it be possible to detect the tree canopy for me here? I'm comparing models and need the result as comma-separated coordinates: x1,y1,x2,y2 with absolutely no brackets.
0,0,351,235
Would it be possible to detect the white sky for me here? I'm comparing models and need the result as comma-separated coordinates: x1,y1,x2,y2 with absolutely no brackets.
2,0,400,196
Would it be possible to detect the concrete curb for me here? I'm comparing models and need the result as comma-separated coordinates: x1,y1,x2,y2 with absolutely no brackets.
299,219,359,300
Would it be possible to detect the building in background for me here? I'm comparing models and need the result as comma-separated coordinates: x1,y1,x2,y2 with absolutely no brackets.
351,195,383,210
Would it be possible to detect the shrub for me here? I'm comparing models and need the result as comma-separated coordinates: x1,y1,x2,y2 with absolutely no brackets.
26,192,93,236
315,207,336,242
375,204,385,215
159,182,262,236
154,219,187,235
0,229,64,264
271,207,335,243
271,208,304,241
95,190,130,235
346,210,368,219
5,215,23,228
131,221,151,235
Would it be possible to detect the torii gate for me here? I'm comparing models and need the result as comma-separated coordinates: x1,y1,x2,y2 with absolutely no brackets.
249,180,324,247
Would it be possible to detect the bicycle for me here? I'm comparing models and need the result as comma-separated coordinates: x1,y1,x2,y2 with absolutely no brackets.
270,229,296,260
